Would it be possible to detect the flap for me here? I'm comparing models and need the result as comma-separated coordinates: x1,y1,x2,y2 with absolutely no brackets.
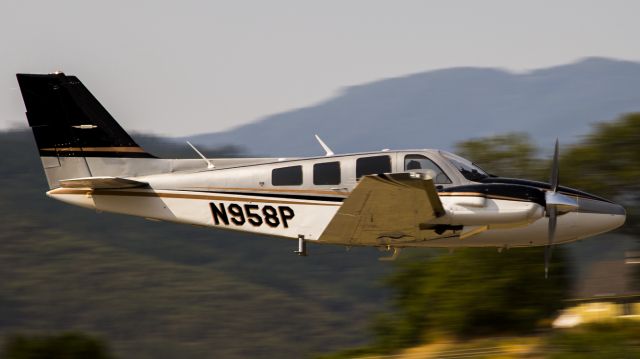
59,176,148,189
319,172,445,245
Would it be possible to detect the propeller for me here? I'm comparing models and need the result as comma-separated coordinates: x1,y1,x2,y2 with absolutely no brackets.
543,139,578,278
544,139,560,278
544,205,557,278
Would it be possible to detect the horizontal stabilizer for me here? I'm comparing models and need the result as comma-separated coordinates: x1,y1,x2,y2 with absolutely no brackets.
59,176,148,189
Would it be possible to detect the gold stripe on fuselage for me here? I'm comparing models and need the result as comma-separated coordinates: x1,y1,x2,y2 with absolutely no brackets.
48,188,342,206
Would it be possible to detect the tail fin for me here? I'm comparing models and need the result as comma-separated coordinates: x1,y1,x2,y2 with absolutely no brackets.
16,72,155,188
17,73,153,158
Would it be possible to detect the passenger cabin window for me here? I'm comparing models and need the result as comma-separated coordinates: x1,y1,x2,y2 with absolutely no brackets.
272,165,303,186
356,155,391,179
314,161,341,185
404,154,452,184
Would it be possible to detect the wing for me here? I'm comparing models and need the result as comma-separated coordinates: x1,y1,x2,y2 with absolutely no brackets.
319,173,445,246
59,176,148,189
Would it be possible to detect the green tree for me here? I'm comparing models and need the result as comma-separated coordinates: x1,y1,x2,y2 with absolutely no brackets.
561,113,640,196
369,248,568,352
320,249,569,358
455,132,546,180
560,113,640,233
3,332,113,359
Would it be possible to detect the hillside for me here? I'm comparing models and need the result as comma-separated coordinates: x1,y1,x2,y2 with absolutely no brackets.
0,130,392,358
186,57,640,156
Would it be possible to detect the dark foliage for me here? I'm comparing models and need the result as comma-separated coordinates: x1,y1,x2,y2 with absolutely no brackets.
0,130,390,359
546,321,640,358
372,248,568,349
322,113,640,358
3,332,113,359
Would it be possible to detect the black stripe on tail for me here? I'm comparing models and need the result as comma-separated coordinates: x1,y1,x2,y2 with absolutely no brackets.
16,72,154,158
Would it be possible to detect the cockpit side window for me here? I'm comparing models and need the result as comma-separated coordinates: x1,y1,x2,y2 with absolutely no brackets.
404,154,452,184
440,151,489,182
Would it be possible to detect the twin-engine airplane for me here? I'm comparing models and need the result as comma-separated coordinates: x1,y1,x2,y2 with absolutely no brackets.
17,73,626,275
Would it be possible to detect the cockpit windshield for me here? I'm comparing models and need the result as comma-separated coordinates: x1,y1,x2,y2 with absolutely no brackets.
440,151,489,181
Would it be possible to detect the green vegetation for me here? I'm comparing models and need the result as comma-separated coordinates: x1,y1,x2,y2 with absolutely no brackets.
319,249,568,358
455,132,545,180
3,332,112,359
0,130,390,358
320,320,640,359
546,321,640,358
322,113,640,358
561,113,640,236
561,114,640,196
376,249,567,342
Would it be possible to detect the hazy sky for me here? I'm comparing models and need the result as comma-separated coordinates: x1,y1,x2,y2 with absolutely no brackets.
1,0,639,136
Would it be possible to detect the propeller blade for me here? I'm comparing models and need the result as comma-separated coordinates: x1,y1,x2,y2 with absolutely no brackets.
550,138,560,192
544,206,558,278
544,139,562,278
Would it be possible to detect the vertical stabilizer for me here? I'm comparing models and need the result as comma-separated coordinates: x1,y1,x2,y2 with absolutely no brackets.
16,72,155,188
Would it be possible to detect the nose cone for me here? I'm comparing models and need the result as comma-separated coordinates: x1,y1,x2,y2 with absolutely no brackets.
576,197,626,234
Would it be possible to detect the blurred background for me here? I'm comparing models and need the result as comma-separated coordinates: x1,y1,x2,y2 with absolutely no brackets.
2,1,640,358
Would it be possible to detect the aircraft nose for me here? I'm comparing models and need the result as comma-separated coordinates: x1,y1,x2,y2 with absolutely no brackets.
577,197,626,232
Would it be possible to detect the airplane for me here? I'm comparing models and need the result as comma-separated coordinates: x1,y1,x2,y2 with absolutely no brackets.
16,72,626,276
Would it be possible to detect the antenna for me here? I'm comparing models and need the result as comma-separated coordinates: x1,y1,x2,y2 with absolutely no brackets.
314,134,335,156
186,141,214,169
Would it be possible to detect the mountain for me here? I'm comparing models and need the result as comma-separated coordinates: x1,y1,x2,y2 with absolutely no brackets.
185,57,640,156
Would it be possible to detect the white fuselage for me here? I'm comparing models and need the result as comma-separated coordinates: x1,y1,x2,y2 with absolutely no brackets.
45,149,626,249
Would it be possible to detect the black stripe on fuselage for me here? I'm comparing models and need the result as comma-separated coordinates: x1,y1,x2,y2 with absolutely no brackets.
175,190,347,203
478,177,612,203
442,180,620,211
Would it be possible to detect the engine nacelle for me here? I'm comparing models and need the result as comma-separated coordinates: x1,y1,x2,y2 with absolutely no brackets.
433,196,545,226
